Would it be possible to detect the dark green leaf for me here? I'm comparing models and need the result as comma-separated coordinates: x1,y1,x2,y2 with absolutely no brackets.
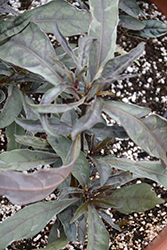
119,0,142,18
90,156,111,186
58,205,77,241
71,202,88,224
0,85,22,128
104,156,167,189
131,20,167,38
87,123,128,139
15,117,72,136
104,102,167,164
0,22,65,86
97,210,121,231
109,183,164,214
119,15,145,30
0,149,58,170
6,121,25,151
71,98,104,140
87,203,109,250
45,222,68,250
0,135,81,204
88,0,119,80
101,42,145,78
0,198,78,249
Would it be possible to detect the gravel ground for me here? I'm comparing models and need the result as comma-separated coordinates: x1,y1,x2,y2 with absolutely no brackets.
0,0,167,249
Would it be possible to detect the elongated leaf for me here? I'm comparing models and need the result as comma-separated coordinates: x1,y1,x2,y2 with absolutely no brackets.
45,222,68,250
104,156,167,189
97,210,121,231
58,205,77,241
103,102,167,164
101,42,145,78
90,156,111,186
119,0,142,18
0,136,80,204
48,135,89,187
61,109,78,126
88,0,119,80
0,11,35,42
87,203,109,250
87,123,128,139
0,22,65,86
22,93,39,120
71,202,88,224
30,0,91,36
0,85,22,128
15,117,73,136
30,97,85,114
119,15,145,30
71,98,104,139
77,212,87,243
0,198,78,250
131,20,167,38
108,183,164,214
0,149,58,171
6,121,25,151
78,36,95,66
0,89,5,103
15,135,52,150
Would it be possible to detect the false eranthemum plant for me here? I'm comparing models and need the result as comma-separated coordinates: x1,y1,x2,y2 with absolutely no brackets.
0,0,167,249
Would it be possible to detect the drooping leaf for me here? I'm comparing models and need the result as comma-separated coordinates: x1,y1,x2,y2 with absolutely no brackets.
97,210,121,232
119,15,145,30
0,85,22,128
131,20,167,38
15,117,73,136
30,97,85,114
71,98,104,140
0,22,65,86
45,222,68,250
87,123,128,139
107,183,164,214
88,0,119,80
103,102,167,164
0,198,78,250
6,121,25,151
90,156,111,186
0,135,80,204
58,205,78,241
101,42,145,79
61,109,78,126
104,156,167,189
48,135,89,187
119,0,142,18
87,203,109,250
0,149,58,171
77,212,87,243
21,93,39,120
30,0,91,36
15,135,52,150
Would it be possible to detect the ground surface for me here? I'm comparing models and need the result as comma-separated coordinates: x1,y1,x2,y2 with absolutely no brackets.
0,0,167,249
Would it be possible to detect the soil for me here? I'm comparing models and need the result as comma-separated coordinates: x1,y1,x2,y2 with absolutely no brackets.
0,0,167,250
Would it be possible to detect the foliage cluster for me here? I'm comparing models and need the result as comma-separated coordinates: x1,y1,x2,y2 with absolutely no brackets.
0,0,167,249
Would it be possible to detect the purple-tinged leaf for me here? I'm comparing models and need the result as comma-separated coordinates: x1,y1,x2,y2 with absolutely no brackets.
87,203,109,250
119,0,142,18
119,15,145,30
71,98,104,140
0,135,81,204
71,202,88,224
97,210,121,232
